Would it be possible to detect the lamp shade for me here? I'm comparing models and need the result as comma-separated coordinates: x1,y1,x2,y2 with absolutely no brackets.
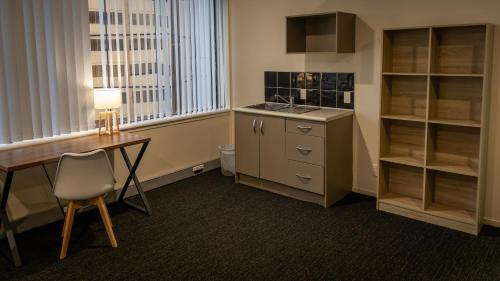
94,88,121,110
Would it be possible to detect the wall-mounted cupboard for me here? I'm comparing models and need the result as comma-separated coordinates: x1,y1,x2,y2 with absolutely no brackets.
377,24,493,235
286,12,356,53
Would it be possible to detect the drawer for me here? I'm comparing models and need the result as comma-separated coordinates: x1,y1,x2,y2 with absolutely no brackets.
286,160,324,195
286,133,324,166
286,119,325,137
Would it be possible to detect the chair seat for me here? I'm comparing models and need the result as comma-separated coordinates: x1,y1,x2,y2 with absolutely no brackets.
56,183,115,201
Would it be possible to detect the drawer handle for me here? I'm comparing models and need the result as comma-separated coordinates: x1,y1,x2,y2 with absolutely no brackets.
297,125,312,132
296,173,312,181
252,119,256,134
295,146,312,153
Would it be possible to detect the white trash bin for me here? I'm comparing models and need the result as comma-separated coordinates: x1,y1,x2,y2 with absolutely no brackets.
218,144,235,176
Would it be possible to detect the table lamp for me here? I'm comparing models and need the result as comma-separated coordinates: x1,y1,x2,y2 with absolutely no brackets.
94,88,121,136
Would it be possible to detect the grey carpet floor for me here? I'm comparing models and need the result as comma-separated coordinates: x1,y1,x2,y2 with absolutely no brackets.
2,169,500,281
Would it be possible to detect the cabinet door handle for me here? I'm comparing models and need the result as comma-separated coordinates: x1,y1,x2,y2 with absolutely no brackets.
252,119,256,134
260,120,264,134
296,173,312,180
297,125,312,131
295,146,312,152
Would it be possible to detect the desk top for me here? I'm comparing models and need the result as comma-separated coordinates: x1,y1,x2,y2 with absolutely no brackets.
0,133,150,172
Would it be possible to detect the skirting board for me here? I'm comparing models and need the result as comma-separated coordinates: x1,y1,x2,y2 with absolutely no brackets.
351,186,376,197
120,158,221,198
483,218,500,228
10,159,221,234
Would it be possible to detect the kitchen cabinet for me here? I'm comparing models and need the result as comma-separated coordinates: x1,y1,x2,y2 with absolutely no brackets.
259,115,286,184
234,109,353,207
235,113,286,184
235,113,260,178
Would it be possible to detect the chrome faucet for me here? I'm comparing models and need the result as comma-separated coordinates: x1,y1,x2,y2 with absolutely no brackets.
274,94,295,107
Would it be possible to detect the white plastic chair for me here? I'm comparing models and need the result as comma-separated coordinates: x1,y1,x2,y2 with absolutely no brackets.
53,149,118,259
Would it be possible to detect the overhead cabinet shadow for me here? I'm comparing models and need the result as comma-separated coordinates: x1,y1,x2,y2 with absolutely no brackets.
286,12,356,53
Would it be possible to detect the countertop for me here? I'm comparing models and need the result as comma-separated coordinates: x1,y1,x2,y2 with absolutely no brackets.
232,105,354,122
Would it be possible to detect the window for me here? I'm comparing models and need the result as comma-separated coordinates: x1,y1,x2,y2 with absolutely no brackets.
89,0,229,125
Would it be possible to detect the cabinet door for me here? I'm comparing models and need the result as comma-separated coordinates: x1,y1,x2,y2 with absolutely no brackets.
235,112,260,177
259,115,286,184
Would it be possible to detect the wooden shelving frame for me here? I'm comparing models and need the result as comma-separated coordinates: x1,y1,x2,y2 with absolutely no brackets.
377,24,494,235
286,12,356,53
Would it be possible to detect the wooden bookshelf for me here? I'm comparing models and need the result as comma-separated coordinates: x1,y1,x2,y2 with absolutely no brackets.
378,24,493,235
380,119,426,167
425,170,477,224
427,119,480,128
382,28,429,73
430,25,486,75
382,72,428,76
381,115,426,123
381,75,428,120
428,76,483,127
426,124,480,177
379,162,424,211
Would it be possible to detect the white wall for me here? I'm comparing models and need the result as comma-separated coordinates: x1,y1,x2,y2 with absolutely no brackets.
114,113,230,185
229,0,500,224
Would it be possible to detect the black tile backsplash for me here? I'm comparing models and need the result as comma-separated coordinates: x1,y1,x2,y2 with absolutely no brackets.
278,88,291,102
290,88,302,104
277,72,291,88
264,71,277,88
337,73,354,91
321,73,337,91
321,90,336,108
336,90,354,109
264,71,354,110
265,87,278,102
291,72,305,89
305,72,321,89
306,90,320,106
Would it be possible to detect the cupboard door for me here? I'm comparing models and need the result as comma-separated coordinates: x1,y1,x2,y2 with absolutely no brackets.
259,115,286,184
235,113,260,177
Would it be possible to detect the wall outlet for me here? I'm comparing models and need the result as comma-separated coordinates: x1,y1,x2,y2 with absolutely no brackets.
193,164,204,174
344,91,352,104
300,89,307,100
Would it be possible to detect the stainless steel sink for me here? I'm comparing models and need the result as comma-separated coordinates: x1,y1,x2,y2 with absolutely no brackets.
245,103,289,111
245,103,320,114
276,105,320,114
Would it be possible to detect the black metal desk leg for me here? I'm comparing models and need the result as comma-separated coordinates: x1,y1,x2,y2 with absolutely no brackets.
0,171,22,267
118,142,152,215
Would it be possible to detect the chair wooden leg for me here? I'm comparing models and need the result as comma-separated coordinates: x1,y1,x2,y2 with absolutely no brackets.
61,209,67,238
96,196,118,248
60,201,76,260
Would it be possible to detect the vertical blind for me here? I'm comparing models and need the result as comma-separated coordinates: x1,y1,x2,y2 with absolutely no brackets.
92,0,229,124
0,0,94,145
0,0,229,145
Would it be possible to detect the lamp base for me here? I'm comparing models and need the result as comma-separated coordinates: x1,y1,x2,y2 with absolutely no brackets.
98,111,120,136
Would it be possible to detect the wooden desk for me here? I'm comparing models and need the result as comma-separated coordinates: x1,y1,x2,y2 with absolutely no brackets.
0,133,152,267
